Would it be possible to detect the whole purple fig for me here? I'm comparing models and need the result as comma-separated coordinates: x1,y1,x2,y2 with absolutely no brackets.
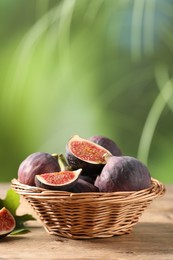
95,156,151,192
88,135,122,156
69,178,99,193
79,175,95,184
18,152,60,186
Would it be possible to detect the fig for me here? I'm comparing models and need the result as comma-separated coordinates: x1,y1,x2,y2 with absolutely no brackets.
79,175,95,184
89,135,122,156
69,178,99,193
95,156,151,192
66,135,112,177
0,207,16,238
35,168,82,190
18,152,60,186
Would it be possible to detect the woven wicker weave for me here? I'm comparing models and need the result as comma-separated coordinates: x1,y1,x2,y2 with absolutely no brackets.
11,178,165,239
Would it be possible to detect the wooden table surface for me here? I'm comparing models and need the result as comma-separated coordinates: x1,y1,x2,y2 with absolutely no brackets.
0,183,173,260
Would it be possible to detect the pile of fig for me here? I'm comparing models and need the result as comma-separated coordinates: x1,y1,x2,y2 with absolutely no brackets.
17,134,152,193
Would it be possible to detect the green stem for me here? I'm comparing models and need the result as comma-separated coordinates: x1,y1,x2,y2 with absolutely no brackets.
58,154,72,171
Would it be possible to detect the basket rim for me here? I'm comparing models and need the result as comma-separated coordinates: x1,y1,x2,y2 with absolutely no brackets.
11,177,165,203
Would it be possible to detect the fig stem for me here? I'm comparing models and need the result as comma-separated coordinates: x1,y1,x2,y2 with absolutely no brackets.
58,154,72,171
103,153,112,162
52,153,59,161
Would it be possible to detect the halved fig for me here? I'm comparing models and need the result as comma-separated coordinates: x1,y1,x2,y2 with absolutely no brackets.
0,207,16,238
35,168,82,190
66,135,112,177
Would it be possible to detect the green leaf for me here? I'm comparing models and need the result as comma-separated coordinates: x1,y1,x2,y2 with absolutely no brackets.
0,189,20,215
11,214,35,235
11,215,36,235
0,188,36,235
15,214,36,223
15,214,36,229
11,228,31,235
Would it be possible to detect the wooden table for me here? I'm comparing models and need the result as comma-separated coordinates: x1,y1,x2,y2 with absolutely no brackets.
0,183,173,259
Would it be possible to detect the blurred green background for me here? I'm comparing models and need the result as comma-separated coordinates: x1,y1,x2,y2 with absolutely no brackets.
0,0,173,183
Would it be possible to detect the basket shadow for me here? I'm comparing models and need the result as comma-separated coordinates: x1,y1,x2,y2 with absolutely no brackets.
81,222,173,255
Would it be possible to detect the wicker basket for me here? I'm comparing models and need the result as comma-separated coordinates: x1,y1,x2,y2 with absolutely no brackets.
11,178,165,239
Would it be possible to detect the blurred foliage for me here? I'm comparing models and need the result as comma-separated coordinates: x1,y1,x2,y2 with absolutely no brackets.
0,0,173,183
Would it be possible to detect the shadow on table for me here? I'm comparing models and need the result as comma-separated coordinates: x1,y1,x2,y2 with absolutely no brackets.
0,225,41,243
74,222,173,255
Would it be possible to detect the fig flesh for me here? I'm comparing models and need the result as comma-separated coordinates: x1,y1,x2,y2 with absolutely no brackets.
66,135,112,177
95,156,151,192
0,207,16,238
18,152,60,186
89,135,122,156
69,178,99,193
35,168,82,190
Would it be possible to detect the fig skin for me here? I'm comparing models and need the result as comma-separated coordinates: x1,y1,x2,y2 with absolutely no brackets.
89,135,122,156
18,152,60,186
69,178,99,193
95,156,151,192
66,135,112,177
79,175,95,185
